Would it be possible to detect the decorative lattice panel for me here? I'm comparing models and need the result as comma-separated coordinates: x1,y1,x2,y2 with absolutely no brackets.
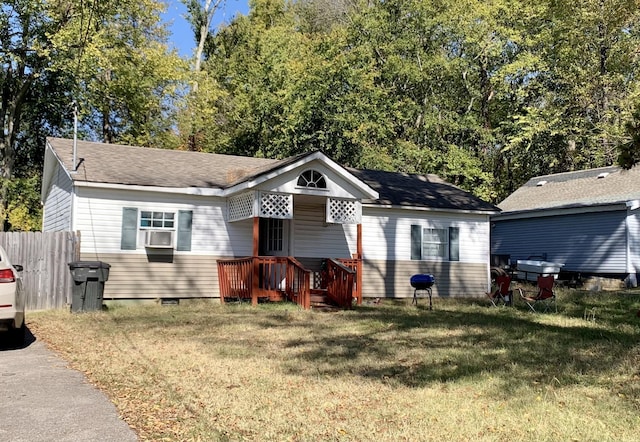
327,198,361,224
227,192,255,222
259,192,293,219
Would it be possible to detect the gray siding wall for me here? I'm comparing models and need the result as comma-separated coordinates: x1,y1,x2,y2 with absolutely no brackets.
362,260,487,298
80,252,219,299
491,210,627,274
42,165,73,232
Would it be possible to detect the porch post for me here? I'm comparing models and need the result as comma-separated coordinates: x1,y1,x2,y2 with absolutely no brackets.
356,223,363,305
252,217,259,257
252,217,259,306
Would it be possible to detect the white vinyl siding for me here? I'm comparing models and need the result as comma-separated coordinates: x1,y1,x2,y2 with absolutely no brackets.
72,187,252,256
257,159,372,200
42,165,73,232
361,207,490,263
293,203,356,258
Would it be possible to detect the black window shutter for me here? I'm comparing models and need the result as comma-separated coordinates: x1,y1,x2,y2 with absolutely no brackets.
449,227,460,261
176,210,193,251
121,207,138,250
411,225,422,260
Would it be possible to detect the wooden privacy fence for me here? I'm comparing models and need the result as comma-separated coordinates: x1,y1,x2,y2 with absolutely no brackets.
0,231,80,310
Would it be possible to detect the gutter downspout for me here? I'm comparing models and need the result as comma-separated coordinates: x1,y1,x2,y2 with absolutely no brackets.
625,200,639,287
71,101,78,174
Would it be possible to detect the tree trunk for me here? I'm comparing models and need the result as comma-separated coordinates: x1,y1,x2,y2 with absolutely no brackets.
1,64,31,231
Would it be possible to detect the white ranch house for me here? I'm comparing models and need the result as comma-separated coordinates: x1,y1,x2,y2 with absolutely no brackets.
41,137,499,308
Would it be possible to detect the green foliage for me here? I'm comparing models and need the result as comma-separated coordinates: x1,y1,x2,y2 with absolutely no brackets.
195,0,640,202
5,0,640,223
1,174,42,231
49,0,186,146
618,105,640,169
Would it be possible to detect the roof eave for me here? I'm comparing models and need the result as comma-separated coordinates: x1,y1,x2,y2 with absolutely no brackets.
223,151,380,199
493,201,629,221
74,180,225,196
363,202,499,215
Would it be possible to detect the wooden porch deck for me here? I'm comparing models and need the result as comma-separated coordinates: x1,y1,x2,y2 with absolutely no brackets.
217,256,361,310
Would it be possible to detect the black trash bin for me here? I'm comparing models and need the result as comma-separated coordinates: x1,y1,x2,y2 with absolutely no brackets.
68,261,111,312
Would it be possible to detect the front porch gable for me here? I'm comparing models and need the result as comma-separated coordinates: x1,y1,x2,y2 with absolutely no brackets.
227,190,362,225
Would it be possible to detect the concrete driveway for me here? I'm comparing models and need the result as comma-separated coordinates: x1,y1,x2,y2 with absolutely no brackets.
0,328,138,442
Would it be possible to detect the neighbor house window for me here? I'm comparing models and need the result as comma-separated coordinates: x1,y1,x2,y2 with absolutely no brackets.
297,169,327,188
140,211,174,229
411,225,459,261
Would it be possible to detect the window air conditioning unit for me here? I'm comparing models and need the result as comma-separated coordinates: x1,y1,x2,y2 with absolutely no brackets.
144,230,174,248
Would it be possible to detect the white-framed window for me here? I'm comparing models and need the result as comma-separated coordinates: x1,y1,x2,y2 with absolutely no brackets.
140,211,175,229
411,225,459,261
297,169,327,189
422,228,448,258
121,208,193,251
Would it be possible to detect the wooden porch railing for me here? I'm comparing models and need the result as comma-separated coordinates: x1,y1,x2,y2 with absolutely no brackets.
338,258,362,306
217,257,310,309
285,257,311,310
216,257,253,300
325,258,356,309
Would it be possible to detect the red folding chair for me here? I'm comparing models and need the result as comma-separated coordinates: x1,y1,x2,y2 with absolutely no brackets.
487,275,513,307
517,275,557,312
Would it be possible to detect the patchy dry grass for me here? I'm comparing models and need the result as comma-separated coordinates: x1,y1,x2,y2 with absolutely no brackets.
28,289,640,441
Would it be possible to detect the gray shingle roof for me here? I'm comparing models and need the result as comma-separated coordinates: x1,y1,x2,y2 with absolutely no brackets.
48,137,498,212
48,137,280,188
498,166,640,213
349,168,499,212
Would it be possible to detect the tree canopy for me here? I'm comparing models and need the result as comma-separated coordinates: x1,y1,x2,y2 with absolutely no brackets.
3,0,640,230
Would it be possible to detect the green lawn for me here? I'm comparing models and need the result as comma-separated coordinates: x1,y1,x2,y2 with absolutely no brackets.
29,289,640,441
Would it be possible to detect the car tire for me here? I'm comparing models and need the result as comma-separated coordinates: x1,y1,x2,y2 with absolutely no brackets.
10,321,25,347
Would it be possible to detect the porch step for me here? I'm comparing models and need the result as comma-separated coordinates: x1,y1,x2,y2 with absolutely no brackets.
309,288,338,310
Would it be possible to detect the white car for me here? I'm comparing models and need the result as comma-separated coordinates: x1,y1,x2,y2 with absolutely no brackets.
0,245,25,345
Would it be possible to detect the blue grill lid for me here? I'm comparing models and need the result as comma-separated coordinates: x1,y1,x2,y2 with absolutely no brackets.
410,274,435,288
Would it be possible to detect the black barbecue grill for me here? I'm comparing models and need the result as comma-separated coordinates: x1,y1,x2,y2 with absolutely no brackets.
410,274,435,309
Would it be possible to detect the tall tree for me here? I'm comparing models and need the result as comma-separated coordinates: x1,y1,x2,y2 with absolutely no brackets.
618,105,640,168
198,0,640,202
50,0,184,146
0,0,79,230
506,0,640,173
178,0,226,151
1,0,183,230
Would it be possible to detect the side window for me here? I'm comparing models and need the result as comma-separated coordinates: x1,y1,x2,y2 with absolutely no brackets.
449,227,459,261
410,225,460,261
140,211,174,229
121,208,193,251
176,210,193,251
121,208,138,250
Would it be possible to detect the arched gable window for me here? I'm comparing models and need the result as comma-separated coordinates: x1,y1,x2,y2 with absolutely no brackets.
297,169,327,189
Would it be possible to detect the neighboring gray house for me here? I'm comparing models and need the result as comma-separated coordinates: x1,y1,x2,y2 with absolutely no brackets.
42,138,499,304
491,166,640,284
